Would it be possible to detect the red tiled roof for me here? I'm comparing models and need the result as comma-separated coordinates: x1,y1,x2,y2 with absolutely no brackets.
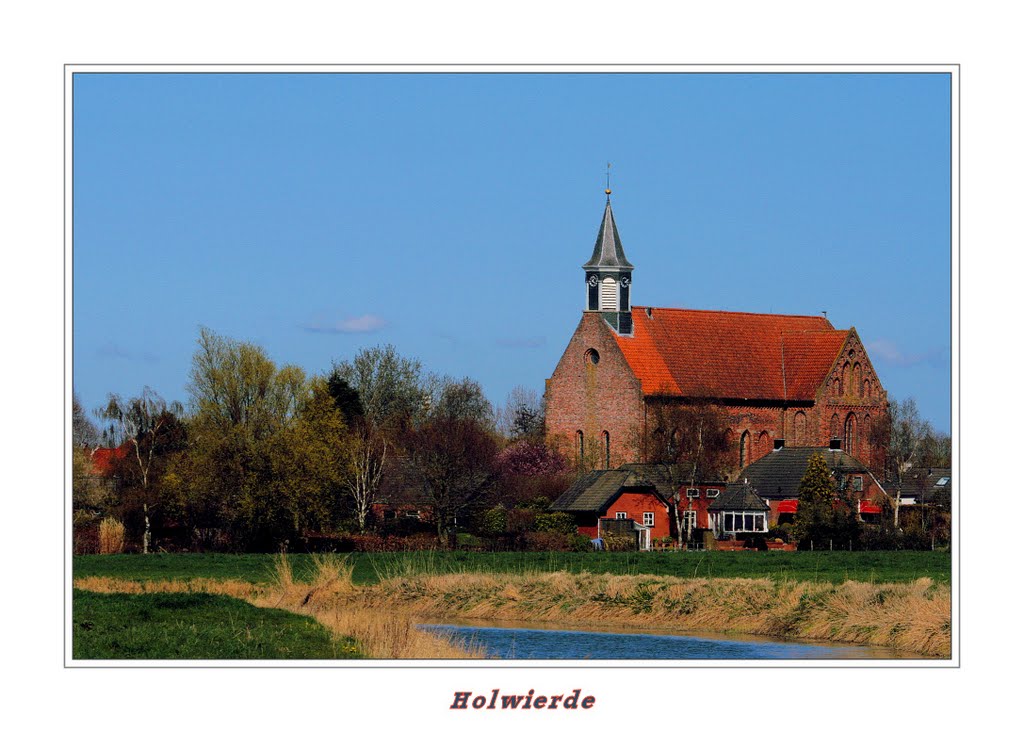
89,445,129,476
615,307,847,401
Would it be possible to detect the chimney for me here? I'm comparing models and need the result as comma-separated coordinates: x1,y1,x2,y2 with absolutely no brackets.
773,439,785,451
829,438,842,451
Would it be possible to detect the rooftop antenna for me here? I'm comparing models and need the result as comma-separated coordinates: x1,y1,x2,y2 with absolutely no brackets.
605,162,612,200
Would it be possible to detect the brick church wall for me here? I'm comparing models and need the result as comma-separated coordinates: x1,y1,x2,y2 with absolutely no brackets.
545,312,645,470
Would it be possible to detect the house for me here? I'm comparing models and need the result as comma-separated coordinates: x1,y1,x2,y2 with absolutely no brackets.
550,463,726,547
706,482,770,538
737,440,891,524
544,195,889,476
884,467,952,506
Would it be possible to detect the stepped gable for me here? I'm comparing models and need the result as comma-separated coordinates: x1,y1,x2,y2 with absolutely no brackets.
613,306,846,401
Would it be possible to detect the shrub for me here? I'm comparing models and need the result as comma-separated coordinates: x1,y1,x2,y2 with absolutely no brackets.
533,511,577,535
604,536,637,552
99,517,125,554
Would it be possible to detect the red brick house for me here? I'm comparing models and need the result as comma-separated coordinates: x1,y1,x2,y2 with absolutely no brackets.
737,442,891,525
550,463,726,547
544,197,889,476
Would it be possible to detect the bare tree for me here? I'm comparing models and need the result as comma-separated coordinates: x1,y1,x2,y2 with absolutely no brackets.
342,425,388,533
73,391,100,447
96,387,184,553
872,397,934,529
496,385,544,440
647,399,731,547
406,416,500,544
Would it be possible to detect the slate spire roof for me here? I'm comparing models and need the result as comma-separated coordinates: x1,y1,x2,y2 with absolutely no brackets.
583,200,633,271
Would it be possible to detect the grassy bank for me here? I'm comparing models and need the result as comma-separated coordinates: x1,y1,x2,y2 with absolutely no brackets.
74,549,951,586
75,556,486,660
75,555,951,658
73,589,362,660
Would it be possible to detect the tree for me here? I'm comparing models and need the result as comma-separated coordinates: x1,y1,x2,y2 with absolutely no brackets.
330,345,428,431
96,387,185,553
406,415,500,544
179,327,315,550
73,391,100,447
793,452,837,549
497,386,545,440
645,399,731,546
428,376,495,427
871,398,933,528
326,372,365,426
495,439,570,506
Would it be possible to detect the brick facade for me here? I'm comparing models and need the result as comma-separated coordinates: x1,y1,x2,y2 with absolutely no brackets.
545,313,888,477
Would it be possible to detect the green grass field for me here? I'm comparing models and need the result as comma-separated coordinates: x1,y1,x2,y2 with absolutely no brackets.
72,590,363,660
74,549,951,586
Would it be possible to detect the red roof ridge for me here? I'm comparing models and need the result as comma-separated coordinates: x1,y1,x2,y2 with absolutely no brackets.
633,305,835,324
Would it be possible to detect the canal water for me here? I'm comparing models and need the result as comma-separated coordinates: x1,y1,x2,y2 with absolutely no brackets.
418,620,921,660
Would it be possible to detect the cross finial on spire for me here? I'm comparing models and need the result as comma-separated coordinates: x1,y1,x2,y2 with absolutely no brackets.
605,162,612,199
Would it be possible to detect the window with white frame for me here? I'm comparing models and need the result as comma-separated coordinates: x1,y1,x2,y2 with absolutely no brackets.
643,512,655,527
706,488,720,499
720,511,767,533
686,487,700,499
851,476,863,491
615,511,628,520
682,511,697,531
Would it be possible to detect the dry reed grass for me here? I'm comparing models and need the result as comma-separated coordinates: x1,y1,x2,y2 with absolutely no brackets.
355,570,951,657
98,517,125,555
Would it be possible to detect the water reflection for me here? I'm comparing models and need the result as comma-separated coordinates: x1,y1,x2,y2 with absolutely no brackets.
418,622,919,660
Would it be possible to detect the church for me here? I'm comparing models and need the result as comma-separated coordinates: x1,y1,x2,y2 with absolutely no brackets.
544,194,889,478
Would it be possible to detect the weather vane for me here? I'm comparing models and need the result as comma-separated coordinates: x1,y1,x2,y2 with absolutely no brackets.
605,162,612,198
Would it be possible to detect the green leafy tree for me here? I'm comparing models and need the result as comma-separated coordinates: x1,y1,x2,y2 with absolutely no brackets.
178,327,317,550
793,453,837,549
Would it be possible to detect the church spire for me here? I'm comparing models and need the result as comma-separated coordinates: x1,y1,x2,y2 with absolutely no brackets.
583,199,634,270
582,190,634,336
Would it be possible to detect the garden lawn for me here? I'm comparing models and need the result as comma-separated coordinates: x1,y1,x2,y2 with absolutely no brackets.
74,549,951,586
72,590,362,660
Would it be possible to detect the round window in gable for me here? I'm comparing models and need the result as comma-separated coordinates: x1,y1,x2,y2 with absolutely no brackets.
585,348,600,365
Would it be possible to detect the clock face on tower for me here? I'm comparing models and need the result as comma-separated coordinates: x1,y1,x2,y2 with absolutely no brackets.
620,276,631,287
587,275,598,287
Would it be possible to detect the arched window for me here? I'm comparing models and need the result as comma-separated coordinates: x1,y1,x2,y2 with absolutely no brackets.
844,413,857,455
854,363,863,396
794,411,807,444
602,430,610,469
840,362,849,397
758,431,769,457
865,378,873,398
576,430,584,465
740,430,751,468
584,348,600,366
670,428,681,453
830,413,840,440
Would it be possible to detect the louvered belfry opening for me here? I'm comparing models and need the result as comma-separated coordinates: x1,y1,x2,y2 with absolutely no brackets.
599,277,618,310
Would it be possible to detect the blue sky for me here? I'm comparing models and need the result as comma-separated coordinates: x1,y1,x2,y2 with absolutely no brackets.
73,72,952,432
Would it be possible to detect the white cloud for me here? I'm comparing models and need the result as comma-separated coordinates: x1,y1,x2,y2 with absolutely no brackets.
303,314,389,334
